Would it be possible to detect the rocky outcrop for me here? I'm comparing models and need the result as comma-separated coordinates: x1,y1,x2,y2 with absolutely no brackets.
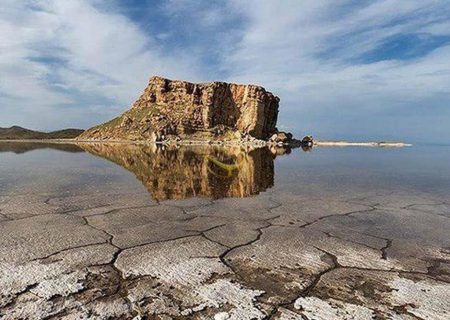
77,76,279,141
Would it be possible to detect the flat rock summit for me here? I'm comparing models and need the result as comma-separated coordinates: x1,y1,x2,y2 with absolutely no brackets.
78,76,281,142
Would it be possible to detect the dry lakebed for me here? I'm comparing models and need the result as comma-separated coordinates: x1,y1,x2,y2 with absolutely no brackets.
0,141,449,319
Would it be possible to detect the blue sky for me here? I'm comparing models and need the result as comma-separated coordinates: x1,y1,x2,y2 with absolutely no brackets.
1,0,450,143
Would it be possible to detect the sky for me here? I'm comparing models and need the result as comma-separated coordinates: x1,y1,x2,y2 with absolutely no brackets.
1,0,450,143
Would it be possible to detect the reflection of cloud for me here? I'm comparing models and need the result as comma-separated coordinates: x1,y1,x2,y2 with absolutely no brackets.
79,144,276,201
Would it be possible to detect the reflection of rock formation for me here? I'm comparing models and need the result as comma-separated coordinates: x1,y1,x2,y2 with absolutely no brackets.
79,143,275,201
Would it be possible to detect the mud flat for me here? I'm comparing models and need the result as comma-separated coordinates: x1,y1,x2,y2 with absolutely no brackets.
0,142,449,319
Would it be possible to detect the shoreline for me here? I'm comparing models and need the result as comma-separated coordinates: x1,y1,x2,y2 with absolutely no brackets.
314,141,412,147
0,138,412,148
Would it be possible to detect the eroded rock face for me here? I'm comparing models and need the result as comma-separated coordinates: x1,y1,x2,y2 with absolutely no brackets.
78,76,279,141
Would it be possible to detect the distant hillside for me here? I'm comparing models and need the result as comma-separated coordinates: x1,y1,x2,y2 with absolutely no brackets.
0,126,84,140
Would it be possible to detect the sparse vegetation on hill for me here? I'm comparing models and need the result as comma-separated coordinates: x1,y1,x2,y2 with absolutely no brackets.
0,126,84,140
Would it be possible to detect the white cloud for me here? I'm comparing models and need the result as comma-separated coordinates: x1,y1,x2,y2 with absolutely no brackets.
0,0,449,142
0,0,201,130
221,0,450,142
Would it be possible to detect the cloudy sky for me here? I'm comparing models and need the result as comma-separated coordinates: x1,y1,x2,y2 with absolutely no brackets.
1,0,450,143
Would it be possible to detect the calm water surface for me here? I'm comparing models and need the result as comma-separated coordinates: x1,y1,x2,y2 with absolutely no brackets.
1,142,449,200
1,142,450,319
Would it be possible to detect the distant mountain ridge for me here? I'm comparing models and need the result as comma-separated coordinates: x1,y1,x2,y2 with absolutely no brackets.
0,126,84,140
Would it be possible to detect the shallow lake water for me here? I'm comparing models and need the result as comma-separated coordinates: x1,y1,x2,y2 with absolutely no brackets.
1,142,449,319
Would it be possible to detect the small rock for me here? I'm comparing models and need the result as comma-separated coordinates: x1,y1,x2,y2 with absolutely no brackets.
275,132,290,143
181,309,192,316
269,133,278,142
214,312,230,320
302,135,314,146
120,116,133,128
268,131,293,143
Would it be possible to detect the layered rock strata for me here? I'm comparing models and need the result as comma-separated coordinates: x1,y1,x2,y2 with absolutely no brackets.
77,76,279,141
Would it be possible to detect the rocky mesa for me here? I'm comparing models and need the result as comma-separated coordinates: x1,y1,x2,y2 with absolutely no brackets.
77,76,280,142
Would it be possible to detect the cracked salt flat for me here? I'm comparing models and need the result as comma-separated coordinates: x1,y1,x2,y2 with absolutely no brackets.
1,143,450,319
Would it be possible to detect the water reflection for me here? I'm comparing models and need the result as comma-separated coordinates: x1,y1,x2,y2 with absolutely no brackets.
0,141,83,154
79,143,278,201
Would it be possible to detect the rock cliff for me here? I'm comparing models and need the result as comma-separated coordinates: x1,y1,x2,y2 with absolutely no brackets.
77,76,279,141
